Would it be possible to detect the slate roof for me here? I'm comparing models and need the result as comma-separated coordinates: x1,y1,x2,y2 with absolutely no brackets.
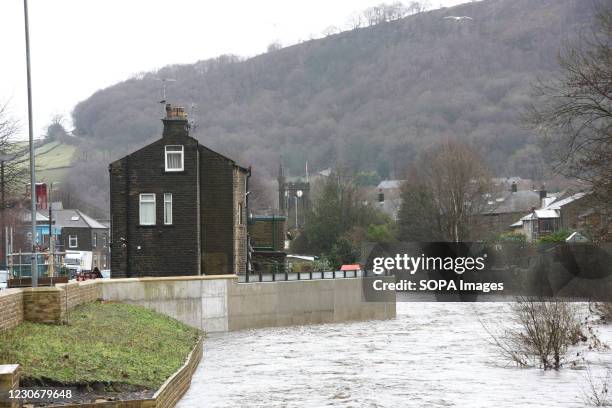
51,209,107,229
482,190,541,215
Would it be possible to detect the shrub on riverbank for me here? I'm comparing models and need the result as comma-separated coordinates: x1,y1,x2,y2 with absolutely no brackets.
486,299,588,370
0,301,200,389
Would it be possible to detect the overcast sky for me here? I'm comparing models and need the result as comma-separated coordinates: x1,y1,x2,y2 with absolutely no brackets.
0,0,469,139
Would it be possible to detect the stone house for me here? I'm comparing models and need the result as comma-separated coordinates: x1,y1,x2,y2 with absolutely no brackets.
473,182,546,239
511,192,589,242
53,209,110,270
109,104,249,277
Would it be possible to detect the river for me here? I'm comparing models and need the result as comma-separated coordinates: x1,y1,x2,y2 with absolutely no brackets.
178,302,612,407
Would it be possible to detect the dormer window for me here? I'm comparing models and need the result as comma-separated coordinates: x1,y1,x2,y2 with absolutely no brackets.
165,145,184,172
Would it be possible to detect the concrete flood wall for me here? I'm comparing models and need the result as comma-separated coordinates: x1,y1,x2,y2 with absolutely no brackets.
227,278,396,331
0,275,396,334
100,276,231,333
100,276,396,333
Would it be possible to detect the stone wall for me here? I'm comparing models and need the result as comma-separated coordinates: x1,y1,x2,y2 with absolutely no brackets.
0,280,103,329
0,290,23,331
56,280,103,311
0,364,19,408
22,287,65,324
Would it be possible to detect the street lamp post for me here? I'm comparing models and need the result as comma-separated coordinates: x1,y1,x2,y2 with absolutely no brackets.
23,0,38,287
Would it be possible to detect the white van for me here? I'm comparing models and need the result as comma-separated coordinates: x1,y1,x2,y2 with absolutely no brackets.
0,270,8,289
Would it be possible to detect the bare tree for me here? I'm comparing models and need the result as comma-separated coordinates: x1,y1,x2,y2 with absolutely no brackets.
400,140,491,242
0,103,29,197
484,299,583,370
526,6,612,207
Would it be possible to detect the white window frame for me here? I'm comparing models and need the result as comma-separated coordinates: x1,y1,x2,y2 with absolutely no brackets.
102,233,108,248
93,232,97,248
139,193,156,226
165,145,184,172
69,235,78,248
164,193,173,225
238,202,243,225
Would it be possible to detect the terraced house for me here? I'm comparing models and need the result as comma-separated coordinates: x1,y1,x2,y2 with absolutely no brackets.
109,104,249,277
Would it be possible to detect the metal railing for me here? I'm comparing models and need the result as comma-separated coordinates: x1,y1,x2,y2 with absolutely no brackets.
240,265,392,283
7,251,68,279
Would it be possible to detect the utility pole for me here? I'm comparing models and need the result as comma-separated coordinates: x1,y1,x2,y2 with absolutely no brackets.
1,159,5,269
48,182,54,277
23,0,38,287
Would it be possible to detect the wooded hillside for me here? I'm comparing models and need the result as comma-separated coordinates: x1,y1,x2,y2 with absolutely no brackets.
71,0,595,207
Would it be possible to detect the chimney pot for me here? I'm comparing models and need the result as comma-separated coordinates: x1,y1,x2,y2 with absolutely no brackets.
162,104,189,138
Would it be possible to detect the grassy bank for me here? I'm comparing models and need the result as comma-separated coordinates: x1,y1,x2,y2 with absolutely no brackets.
0,301,200,389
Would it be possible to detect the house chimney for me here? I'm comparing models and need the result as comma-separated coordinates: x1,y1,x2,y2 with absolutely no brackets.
539,184,546,200
162,103,189,138
511,181,517,193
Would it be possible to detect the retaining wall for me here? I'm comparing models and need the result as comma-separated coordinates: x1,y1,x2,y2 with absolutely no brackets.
0,275,396,334
0,290,23,331
227,278,396,331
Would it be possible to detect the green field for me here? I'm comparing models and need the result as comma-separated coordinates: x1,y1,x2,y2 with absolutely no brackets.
13,139,77,183
0,301,201,389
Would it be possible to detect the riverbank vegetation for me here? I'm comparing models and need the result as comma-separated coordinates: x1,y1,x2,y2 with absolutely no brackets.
0,301,200,389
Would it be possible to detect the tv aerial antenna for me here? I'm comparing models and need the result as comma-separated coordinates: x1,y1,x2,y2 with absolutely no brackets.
154,77,176,104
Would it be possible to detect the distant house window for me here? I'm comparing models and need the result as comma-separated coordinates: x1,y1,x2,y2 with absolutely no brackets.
93,255,99,268
238,202,243,225
164,193,173,225
69,235,78,248
102,255,107,268
139,193,156,225
165,145,184,172
102,233,108,247
93,233,97,248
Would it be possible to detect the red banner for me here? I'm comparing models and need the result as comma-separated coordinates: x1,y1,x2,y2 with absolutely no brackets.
36,183,47,210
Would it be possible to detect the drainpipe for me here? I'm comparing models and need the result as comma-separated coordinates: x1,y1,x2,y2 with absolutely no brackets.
125,155,131,278
246,166,251,280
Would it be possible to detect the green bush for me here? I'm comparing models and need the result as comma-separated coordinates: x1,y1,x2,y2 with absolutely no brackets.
538,230,572,244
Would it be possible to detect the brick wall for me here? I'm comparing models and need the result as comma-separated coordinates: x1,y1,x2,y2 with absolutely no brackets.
0,290,23,331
